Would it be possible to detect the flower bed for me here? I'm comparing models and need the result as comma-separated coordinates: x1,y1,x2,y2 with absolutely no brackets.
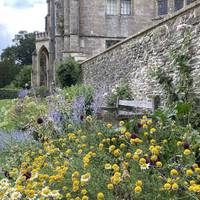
0,115,199,200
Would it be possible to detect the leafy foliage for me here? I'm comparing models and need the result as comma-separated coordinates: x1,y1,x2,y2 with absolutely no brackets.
0,61,20,88
151,29,200,128
56,60,82,88
12,65,32,88
107,82,132,106
0,88,20,99
1,31,35,65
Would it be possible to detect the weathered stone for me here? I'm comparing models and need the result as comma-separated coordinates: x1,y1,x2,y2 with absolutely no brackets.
81,2,200,102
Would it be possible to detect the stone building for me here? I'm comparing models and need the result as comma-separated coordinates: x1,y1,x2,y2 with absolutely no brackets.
32,0,196,87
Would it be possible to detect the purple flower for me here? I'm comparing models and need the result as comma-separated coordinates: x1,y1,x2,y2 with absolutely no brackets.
183,142,190,149
131,133,138,139
37,117,44,124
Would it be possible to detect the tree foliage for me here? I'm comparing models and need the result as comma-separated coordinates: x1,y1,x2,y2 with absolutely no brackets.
0,60,20,88
1,31,35,65
0,31,35,88
12,65,32,88
56,60,82,88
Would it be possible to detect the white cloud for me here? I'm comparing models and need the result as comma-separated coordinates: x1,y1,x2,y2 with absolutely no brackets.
0,0,47,52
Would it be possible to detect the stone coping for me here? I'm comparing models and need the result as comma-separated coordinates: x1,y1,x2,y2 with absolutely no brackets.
81,1,200,65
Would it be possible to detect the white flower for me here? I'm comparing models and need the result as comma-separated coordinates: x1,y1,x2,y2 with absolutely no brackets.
41,187,51,197
176,24,192,31
103,92,108,97
51,190,61,199
140,163,150,170
81,173,91,183
111,88,116,93
10,191,22,200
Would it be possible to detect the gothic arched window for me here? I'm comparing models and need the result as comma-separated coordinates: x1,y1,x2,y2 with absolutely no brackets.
157,0,168,16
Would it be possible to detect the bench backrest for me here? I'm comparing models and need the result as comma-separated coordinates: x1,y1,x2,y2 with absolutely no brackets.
116,96,160,112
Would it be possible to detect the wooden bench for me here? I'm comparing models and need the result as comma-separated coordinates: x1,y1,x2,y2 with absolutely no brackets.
116,96,160,119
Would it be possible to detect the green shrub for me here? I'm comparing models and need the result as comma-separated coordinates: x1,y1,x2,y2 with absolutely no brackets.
56,60,81,88
0,88,20,99
12,65,32,88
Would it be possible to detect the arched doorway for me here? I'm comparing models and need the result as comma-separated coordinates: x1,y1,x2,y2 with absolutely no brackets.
39,46,49,86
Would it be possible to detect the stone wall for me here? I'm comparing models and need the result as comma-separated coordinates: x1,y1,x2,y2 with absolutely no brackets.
81,2,200,102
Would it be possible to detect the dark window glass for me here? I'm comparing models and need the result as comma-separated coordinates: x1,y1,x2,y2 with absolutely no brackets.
106,40,120,48
157,0,168,15
174,0,184,11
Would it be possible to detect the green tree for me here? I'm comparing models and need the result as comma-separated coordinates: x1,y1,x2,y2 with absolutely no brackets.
12,65,32,88
0,31,35,88
1,31,35,65
0,61,20,88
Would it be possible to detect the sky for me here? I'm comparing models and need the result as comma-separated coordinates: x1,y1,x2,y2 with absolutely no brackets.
0,0,47,54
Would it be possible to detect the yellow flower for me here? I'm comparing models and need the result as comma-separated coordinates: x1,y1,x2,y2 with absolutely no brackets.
125,131,131,138
136,180,142,187
107,123,112,129
135,149,142,155
97,132,103,136
86,115,92,122
82,195,89,200
162,139,168,144
150,139,156,145
119,121,125,126
133,154,139,161
170,169,178,176
177,141,183,146
99,143,104,150
193,163,199,168
66,193,71,198
143,124,148,129
156,161,162,168
97,192,104,200
107,183,114,190
139,158,146,165
112,164,119,172
111,137,117,142
81,189,87,195
105,163,112,170
142,116,147,120
150,128,156,134
172,183,179,190
109,145,116,152
113,149,121,157
150,155,158,162
134,186,142,193
126,152,132,159
164,183,171,190
120,143,126,149
195,168,200,174
144,132,148,136
186,169,193,176
184,149,191,156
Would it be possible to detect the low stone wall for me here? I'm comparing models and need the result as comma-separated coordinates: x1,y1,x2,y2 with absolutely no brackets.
81,2,200,102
